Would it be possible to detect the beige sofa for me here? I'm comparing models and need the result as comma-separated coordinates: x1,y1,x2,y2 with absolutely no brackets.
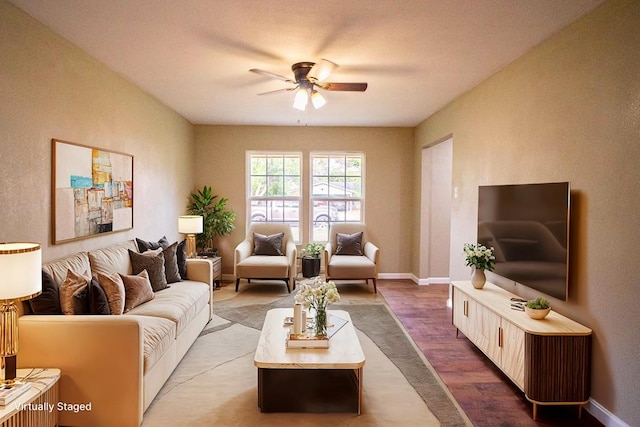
17,240,213,427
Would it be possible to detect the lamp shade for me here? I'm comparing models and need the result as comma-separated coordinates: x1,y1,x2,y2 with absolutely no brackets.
178,216,203,234
293,88,309,111
0,243,42,301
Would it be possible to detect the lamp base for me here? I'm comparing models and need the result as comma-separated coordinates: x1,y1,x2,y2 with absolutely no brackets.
1,355,16,385
186,234,197,259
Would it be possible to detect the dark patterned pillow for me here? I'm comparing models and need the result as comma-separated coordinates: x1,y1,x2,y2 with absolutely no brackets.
176,240,188,280
29,271,62,315
163,242,182,284
335,232,364,256
88,276,111,315
129,249,167,292
253,232,284,256
136,236,170,252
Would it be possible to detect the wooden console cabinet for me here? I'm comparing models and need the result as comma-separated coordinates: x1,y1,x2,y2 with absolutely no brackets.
452,281,591,420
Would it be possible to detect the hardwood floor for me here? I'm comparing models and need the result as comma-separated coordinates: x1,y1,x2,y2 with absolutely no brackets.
377,280,603,427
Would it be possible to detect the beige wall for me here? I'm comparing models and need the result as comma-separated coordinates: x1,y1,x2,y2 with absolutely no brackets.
414,0,640,424
193,125,414,276
0,1,195,262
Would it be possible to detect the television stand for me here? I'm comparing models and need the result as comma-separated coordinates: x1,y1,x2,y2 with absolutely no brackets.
451,281,591,420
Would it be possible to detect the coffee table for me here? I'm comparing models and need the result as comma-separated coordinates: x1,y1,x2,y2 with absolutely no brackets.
254,308,366,414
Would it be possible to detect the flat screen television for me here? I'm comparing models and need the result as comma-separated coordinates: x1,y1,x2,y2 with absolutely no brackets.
477,182,570,300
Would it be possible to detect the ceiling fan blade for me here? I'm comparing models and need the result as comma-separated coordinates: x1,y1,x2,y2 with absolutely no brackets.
322,82,368,92
307,59,338,83
250,68,294,83
257,87,297,96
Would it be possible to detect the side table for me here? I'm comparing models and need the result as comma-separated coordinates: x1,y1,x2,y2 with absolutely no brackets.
0,368,60,427
199,256,222,289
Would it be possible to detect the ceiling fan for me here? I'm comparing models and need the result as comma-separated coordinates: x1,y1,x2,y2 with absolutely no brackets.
250,59,368,111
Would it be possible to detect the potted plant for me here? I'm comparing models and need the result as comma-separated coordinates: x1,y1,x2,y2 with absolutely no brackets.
463,243,496,289
186,186,236,256
301,242,324,278
525,297,551,320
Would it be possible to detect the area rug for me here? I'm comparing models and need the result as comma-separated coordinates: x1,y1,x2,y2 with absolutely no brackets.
142,282,470,426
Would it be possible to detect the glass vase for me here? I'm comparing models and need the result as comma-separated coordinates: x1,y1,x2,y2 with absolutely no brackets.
315,306,327,337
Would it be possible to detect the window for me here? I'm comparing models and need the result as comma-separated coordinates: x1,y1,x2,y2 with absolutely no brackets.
247,152,302,241
310,152,365,241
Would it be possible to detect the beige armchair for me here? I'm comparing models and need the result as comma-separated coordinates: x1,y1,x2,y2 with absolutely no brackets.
234,223,297,292
324,223,379,293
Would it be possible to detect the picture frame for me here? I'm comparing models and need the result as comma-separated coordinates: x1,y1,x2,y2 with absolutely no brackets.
52,139,134,244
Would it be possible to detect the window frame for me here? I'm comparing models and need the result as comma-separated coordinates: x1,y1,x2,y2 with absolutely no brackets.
246,151,303,243
309,151,365,243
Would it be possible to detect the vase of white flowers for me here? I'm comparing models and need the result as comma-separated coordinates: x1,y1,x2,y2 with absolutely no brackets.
295,278,341,337
463,243,496,289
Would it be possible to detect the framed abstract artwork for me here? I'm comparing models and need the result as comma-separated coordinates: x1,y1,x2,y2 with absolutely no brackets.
52,139,134,244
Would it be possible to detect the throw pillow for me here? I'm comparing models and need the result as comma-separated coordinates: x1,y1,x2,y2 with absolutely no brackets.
135,236,170,252
97,271,126,315
120,270,155,312
162,242,182,284
88,276,111,315
335,232,364,256
253,232,284,256
72,285,90,315
29,270,62,315
129,249,168,292
176,240,188,280
59,269,90,315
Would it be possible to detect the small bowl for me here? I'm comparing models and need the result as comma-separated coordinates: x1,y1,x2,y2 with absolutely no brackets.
525,306,551,320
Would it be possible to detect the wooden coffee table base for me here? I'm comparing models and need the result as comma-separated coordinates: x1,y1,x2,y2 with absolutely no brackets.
258,367,363,413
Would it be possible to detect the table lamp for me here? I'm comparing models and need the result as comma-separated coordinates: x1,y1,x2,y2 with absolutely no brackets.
0,242,42,384
178,216,203,259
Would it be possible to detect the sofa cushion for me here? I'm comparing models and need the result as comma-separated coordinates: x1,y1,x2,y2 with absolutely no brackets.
126,282,209,336
42,252,91,287
236,255,290,278
60,269,90,315
136,236,170,252
335,232,364,256
253,232,284,256
121,270,155,312
328,254,375,278
129,249,168,292
29,271,62,315
97,272,126,315
88,276,111,315
89,240,137,276
128,314,176,373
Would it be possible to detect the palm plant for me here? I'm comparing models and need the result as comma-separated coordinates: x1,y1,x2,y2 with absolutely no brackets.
186,186,236,252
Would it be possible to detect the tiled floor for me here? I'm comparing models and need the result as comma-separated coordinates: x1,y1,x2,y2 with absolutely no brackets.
377,280,603,427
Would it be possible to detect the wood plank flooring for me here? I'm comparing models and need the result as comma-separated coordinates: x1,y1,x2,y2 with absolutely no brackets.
377,280,603,427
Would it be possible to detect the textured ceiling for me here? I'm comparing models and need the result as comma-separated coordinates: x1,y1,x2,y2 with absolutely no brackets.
10,0,604,127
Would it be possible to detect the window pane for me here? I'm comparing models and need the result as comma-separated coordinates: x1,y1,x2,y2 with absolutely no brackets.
329,177,346,196
250,200,267,222
267,176,284,196
346,156,361,176
284,156,300,175
251,157,266,175
347,177,361,197
312,176,329,196
329,156,345,176
251,176,266,196
313,157,328,176
267,156,284,175
345,200,361,221
284,176,300,196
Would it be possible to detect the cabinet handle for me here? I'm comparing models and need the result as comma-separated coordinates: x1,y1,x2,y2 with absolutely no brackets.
463,300,468,317
498,327,503,348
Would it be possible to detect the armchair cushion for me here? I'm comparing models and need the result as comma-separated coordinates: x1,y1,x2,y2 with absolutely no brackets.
253,232,284,256
335,232,364,255
327,253,376,278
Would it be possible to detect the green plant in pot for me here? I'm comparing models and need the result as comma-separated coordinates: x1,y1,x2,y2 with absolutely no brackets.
186,186,236,256
301,242,324,278
525,297,551,320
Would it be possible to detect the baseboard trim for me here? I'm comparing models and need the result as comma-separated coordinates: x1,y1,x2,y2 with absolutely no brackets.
412,276,450,286
378,273,413,280
585,398,630,427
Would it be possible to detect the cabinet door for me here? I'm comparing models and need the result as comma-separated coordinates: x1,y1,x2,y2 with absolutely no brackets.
473,302,500,362
500,318,525,390
452,287,471,337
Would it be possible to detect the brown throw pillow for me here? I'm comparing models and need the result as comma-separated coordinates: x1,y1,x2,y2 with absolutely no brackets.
335,232,364,256
29,270,62,315
88,276,111,315
129,249,168,291
253,232,284,256
120,270,155,312
59,269,90,315
162,242,182,284
97,271,126,315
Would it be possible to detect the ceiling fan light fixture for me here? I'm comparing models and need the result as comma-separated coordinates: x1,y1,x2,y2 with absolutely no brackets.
311,90,326,109
293,87,308,111
308,59,337,83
